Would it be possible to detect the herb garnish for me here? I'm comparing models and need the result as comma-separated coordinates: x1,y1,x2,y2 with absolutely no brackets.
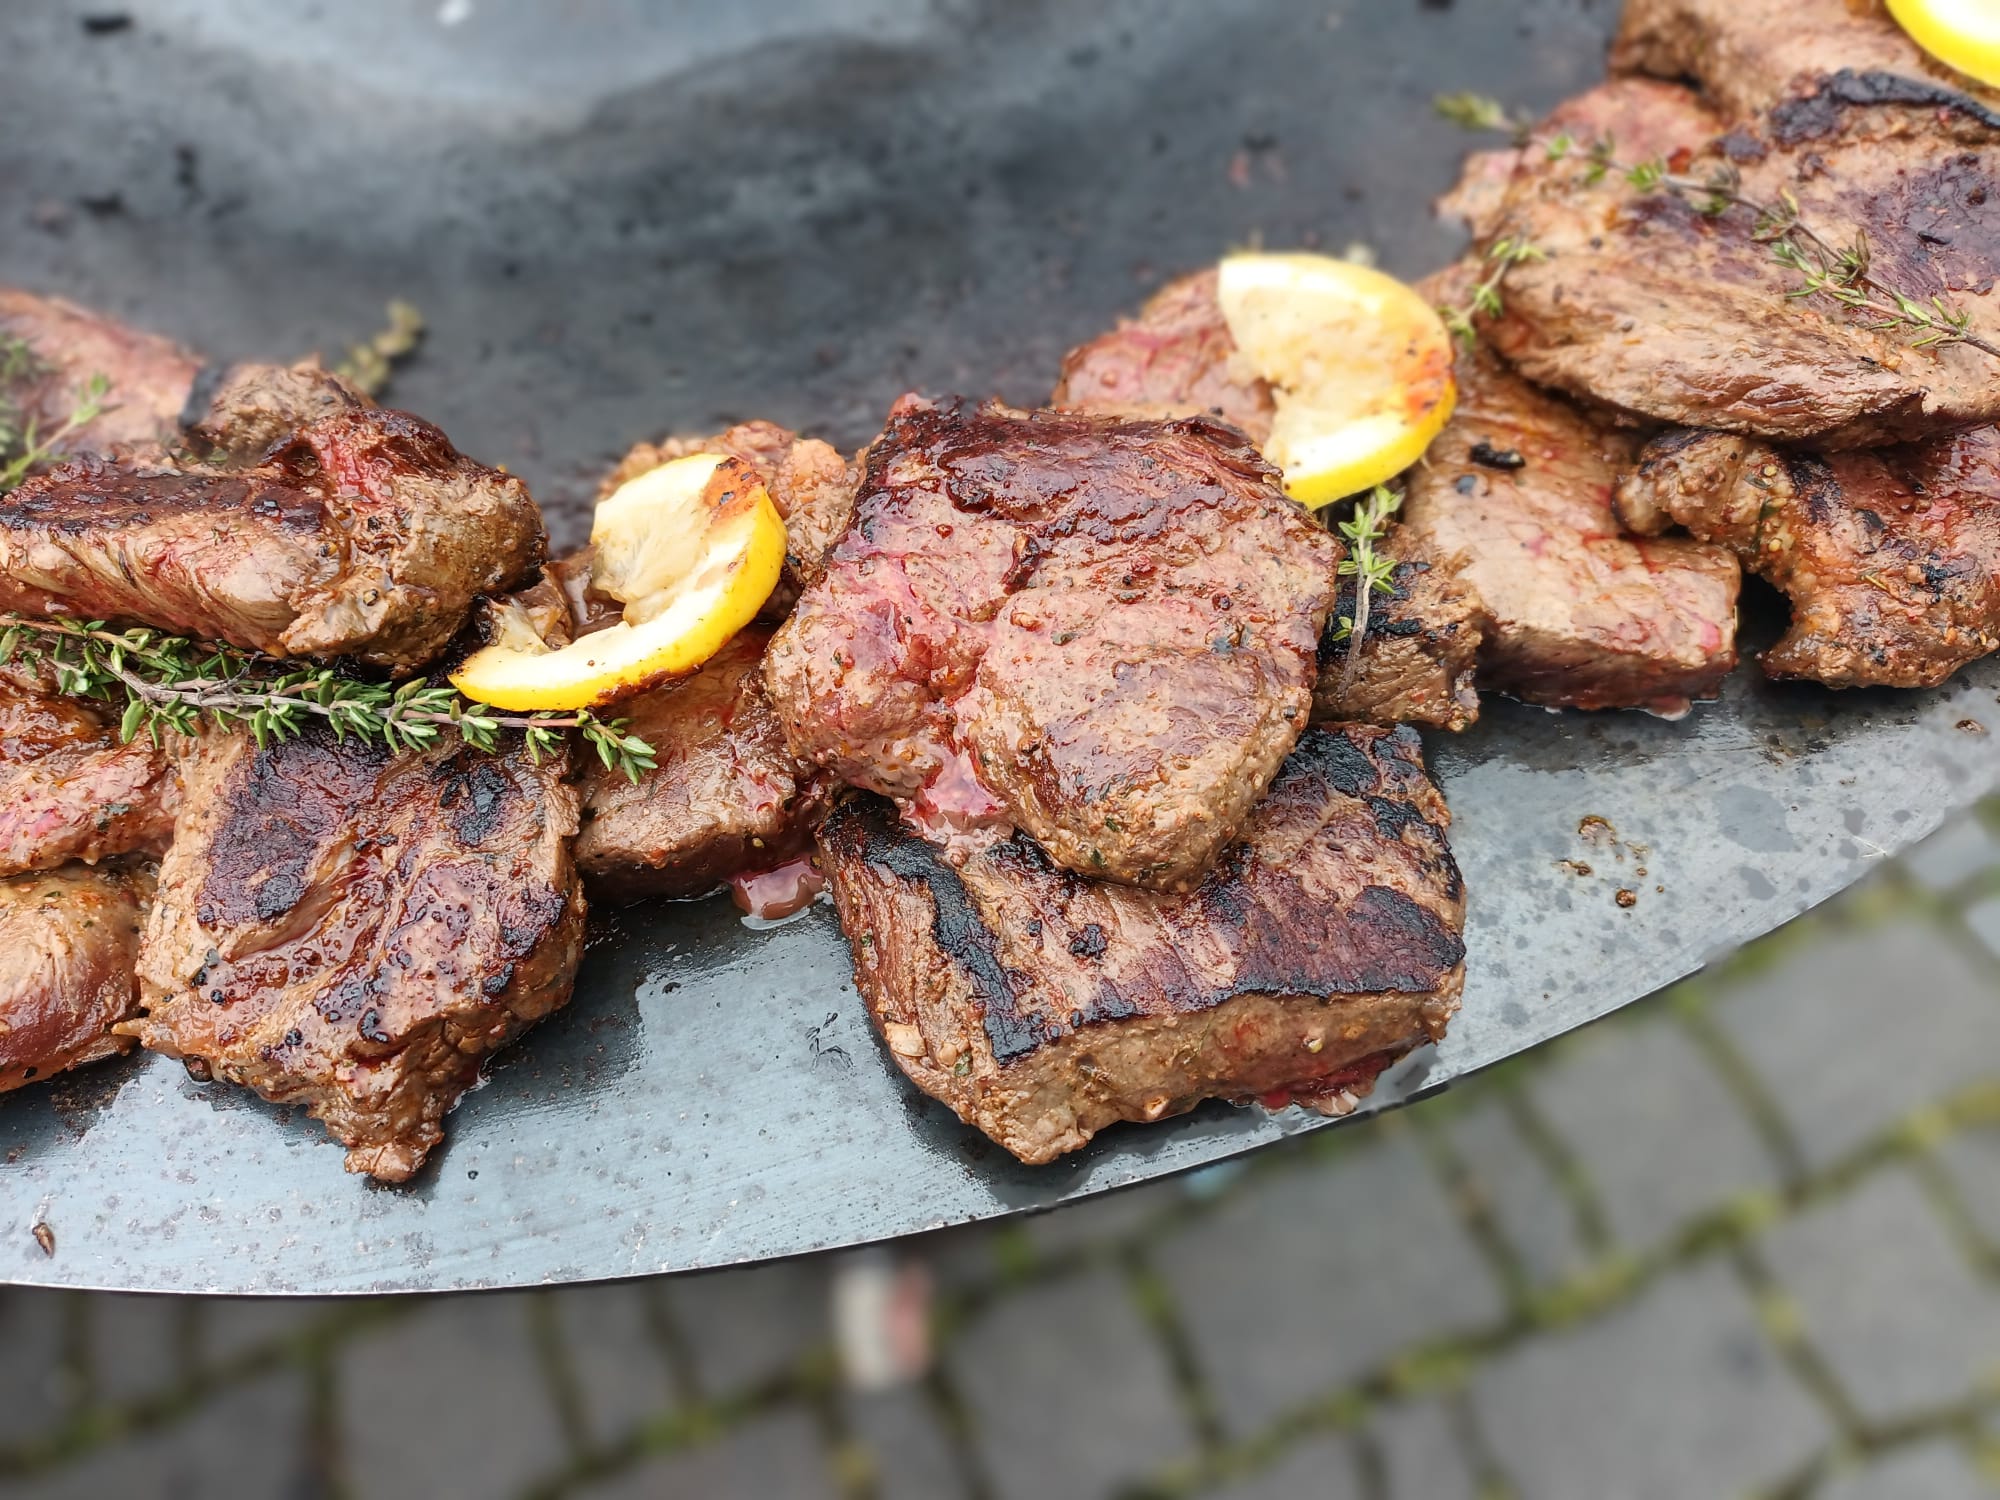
334,300,426,398
1437,236,1546,347
0,337,110,494
0,616,659,782
1331,485,1404,686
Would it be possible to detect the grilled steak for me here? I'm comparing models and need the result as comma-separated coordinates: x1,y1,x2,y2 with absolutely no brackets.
1612,0,1999,123
0,400,545,673
1409,266,1741,714
821,724,1465,1164
128,728,585,1181
601,420,860,600
766,396,1338,891
1051,276,1479,729
1484,67,2000,446
576,623,830,902
0,663,178,876
1,289,203,470
183,360,374,465
1615,426,2000,687
0,862,152,1093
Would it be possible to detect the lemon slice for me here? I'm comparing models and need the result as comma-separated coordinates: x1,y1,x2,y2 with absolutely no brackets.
451,453,785,711
1216,252,1456,508
1887,0,2000,89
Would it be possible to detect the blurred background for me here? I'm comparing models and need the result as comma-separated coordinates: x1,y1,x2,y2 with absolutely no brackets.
0,799,1995,1498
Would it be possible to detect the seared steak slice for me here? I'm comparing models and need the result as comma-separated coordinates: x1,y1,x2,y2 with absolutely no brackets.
183,360,373,464
766,396,1338,892
0,663,178,876
1315,541,1484,731
601,420,860,600
0,403,545,673
1408,267,1741,714
129,729,585,1181
821,724,1464,1165
1,288,203,471
1612,0,1999,123
1615,426,2000,687
1485,72,2000,446
0,862,152,1093
576,623,830,902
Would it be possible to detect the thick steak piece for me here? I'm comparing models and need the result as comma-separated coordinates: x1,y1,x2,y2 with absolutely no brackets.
600,420,860,602
0,863,152,1093
821,724,1465,1165
1484,69,2000,447
128,730,585,1181
766,396,1338,892
576,624,830,902
1615,426,2000,688
0,401,546,674
1407,267,1741,715
0,663,178,876
1612,0,1999,123
0,288,204,469
1052,270,1485,731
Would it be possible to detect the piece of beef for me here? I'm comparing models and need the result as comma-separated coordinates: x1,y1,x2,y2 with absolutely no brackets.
0,403,546,673
766,396,1338,892
127,728,585,1181
1315,539,1485,731
183,360,373,464
575,623,831,902
1615,425,2000,687
0,662,179,876
821,723,1464,1164
1612,0,1999,123
601,420,860,601
1406,266,1742,714
1483,69,2000,446
0,863,152,1094
0,288,203,472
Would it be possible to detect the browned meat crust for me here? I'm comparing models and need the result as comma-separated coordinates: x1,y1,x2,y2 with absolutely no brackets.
820,724,1465,1165
183,361,373,464
1051,268,1276,442
0,863,152,1093
766,396,1338,892
0,288,203,467
1611,0,1999,123
601,420,860,600
0,403,546,674
1409,267,1742,714
0,663,178,876
575,623,831,902
128,729,585,1181
1484,70,2000,447
1615,426,2000,687
1315,541,1484,731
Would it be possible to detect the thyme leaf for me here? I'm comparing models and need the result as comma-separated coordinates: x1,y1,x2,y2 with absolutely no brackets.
0,337,110,494
1329,485,1404,689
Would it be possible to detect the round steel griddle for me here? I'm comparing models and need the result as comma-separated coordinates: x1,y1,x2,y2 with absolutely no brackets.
0,0,1995,1295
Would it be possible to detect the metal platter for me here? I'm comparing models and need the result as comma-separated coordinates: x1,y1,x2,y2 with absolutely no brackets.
0,0,1994,1294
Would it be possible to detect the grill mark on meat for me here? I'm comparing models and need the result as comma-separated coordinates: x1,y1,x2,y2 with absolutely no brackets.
1769,68,2000,144
195,741,351,929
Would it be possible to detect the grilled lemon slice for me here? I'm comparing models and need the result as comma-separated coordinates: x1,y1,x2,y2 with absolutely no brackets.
1886,0,2000,89
451,453,784,711
1216,252,1456,508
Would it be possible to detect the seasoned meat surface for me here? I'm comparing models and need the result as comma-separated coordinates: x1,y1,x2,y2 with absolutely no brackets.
0,664,178,876
601,420,860,600
1485,70,2000,446
129,729,585,1181
1615,426,2000,687
1408,267,1741,714
1612,0,1998,122
766,396,1338,892
0,403,545,673
821,724,1465,1165
0,862,152,1093
0,289,203,468
576,624,830,902
183,360,373,464
1313,539,1485,731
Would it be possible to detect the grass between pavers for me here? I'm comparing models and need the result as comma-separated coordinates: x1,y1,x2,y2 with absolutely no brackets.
4,849,1998,1500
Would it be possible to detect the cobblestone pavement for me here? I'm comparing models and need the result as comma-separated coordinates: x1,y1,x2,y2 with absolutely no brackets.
2,804,1999,1500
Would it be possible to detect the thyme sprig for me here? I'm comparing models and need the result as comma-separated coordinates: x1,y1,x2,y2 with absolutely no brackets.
0,336,110,493
1438,235,1546,347
1330,485,1404,686
0,616,658,782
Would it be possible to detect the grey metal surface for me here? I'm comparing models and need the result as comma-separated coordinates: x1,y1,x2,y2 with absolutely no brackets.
0,0,1992,1294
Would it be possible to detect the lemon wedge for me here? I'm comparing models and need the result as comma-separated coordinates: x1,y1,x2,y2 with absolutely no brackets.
1216,252,1456,508
451,453,785,711
1887,0,2000,89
